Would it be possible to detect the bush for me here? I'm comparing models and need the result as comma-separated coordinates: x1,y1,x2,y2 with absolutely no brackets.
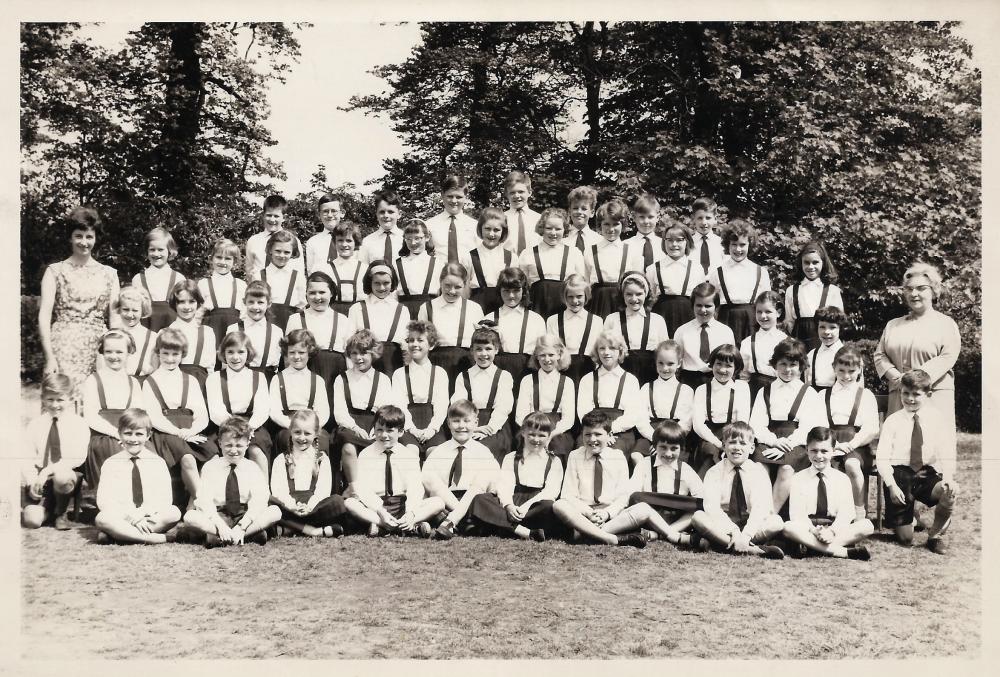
21,295,43,383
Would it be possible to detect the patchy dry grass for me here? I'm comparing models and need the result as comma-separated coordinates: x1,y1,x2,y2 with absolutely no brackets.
20,434,981,660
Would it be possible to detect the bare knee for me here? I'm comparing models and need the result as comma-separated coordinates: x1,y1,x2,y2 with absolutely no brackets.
52,469,77,494
844,458,862,477
22,505,45,529
777,465,794,480
180,455,197,472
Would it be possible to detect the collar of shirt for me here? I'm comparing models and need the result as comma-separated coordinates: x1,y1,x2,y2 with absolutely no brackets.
756,327,784,338
242,316,267,329
436,296,463,310
598,365,625,379
225,366,252,381
773,377,802,392
801,277,824,289
586,446,610,461
498,305,523,319
597,238,623,252
831,380,858,395
818,340,843,355
805,465,825,479
408,359,432,376
724,257,753,271
470,364,496,379
349,368,375,387
662,255,689,269
652,455,679,470
264,263,291,276
125,449,158,462
711,378,735,393
722,458,753,475
366,295,393,307
538,368,560,383
624,307,647,319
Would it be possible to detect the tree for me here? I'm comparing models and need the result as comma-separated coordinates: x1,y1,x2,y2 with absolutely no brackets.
20,22,304,291
345,22,573,215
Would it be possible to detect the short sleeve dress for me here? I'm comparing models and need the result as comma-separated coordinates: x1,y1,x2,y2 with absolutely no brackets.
48,259,116,398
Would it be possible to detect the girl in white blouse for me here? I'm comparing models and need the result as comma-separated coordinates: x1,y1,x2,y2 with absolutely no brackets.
515,334,576,460
133,227,185,332
349,261,410,375
519,207,586,318
708,220,772,346
464,207,514,315
783,240,844,352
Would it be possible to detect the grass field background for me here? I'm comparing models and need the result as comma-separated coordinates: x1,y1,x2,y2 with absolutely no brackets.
19,420,981,660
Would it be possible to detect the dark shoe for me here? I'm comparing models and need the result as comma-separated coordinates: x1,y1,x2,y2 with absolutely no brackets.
617,533,647,549
53,514,74,531
529,528,546,542
416,521,433,539
926,538,947,555
434,520,456,541
570,528,582,543
204,533,222,549
249,529,268,546
759,544,785,560
96,531,113,545
847,545,871,561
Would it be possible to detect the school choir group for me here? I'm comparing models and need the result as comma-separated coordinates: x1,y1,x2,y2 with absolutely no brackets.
23,171,959,559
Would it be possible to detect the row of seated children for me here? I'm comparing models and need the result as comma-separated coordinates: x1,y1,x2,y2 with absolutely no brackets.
26,367,957,557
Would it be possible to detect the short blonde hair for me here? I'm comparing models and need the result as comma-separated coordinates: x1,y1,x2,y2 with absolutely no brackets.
529,333,571,371
590,329,628,365
903,262,944,300
117,285,152,318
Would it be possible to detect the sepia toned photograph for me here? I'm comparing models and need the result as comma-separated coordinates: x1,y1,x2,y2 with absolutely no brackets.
11,6,986,667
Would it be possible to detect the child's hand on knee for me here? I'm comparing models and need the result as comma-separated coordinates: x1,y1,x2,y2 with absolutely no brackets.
889,485,906,505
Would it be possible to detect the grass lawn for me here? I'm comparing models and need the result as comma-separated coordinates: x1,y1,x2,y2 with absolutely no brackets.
19,429,981,660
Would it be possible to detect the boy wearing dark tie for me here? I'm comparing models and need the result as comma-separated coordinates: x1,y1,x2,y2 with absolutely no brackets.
782,426,874,559
876,369,958,554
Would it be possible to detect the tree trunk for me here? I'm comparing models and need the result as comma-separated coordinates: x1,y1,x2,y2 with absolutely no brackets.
157,22,204,203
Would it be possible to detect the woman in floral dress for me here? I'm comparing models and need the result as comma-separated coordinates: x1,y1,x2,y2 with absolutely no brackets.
38,207,120,405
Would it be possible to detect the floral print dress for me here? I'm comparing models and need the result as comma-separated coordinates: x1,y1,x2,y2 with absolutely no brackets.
49,259,116,400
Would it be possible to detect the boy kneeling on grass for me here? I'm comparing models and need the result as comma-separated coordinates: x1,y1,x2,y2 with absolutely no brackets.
690,421,786,559
21,374,89,531
876,369,958,555
552,410,679,548
782,426,874,560
94,408,181,544
183,415,281,547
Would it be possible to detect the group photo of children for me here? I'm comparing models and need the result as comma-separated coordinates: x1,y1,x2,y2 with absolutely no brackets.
16,18,982,662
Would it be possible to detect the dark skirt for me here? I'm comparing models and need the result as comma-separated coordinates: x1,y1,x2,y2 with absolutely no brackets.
204,426,274,466
203,307,241,347
718,303,755,346
398,293,436,321
469,493,556,535
85,432,121,488
529,280,567,319
751,444,809,470
747,372,776,400
692,421,726,477
587,282,621,319
334,411,377,449
179,364,209,397
273,495,348,527
628,490,702,522
494,352,529,382
142,301,177,333
152,431,216,467
400,402,446,462
268,302,296,332
829,424,874,474
565,354,596,385
547,432,576,460
792,317,821,353
329,300,355,316
651,295,694,336
470,286,503,316
678,369,710,391
430,346,472,391
374,342,404,376
310,349,347,402
622,348,656,386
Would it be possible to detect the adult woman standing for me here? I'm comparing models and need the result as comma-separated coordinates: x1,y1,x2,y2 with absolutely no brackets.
874,262,961,436
38,206,120,403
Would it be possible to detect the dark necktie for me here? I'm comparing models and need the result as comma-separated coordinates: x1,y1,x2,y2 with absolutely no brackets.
909,413,924,470
383,232,393,262
699,324,710,363
699,236,710,274
448,216,458,263
131,456,144,508
642,235,653,270
225,464,241,515
327,233,337,267
45,417,62,465
815,471,828,518
727,466,747,523
516,209,526,254
575,231,585,252
384,449,394,496
593,452,604,504
449,445,465,487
